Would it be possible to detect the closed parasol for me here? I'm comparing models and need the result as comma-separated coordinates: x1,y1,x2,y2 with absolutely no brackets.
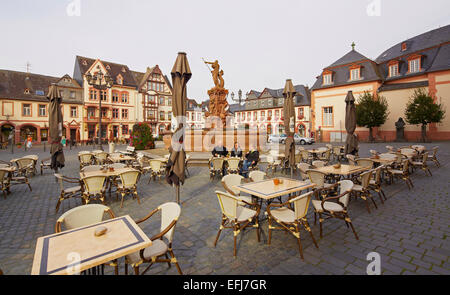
283,79,296,177
344,91,359,155
165,52,192,204
47,84,65,171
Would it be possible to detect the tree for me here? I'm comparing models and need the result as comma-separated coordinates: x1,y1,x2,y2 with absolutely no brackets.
130,123,155,150
355,91,389,142
404,88,445,142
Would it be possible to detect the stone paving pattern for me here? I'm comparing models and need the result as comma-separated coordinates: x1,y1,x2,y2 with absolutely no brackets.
0,142,448,275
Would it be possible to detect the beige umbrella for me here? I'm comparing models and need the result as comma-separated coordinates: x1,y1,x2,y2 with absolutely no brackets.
283,79,296,177
47,84,65,171
166,52,192,204
344,91,359,155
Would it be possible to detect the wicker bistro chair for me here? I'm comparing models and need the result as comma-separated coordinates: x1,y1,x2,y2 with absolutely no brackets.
94,152,109,165
81,175,108,204
351,170,378,213
312,180,358,240
332,146,344,162
300,150,313,164
226,157,241,174
318,149,331,164
346,154,357,166
40,157,52,175
8,165,32,192
427,146,440,167
55,204,118,275
369,165,387,203
22,155,38,175
265,155,281,175
311,160,326,168
79,153,94,169
0,169,10,199
148,160,164,182
356,158,374,169
209,157,225,179
15,157,35,177
125,202,183,275
306,170,334,199
214,191,261,256
221,174,254,207
386,159,413,190
249,170,266,182
116,170,141,208
411,152,432,176
54,174,83,213
266,191,319,260
297,163,312,184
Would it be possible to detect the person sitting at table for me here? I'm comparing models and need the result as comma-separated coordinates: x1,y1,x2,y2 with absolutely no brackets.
240,144,259,178
211,140,228,158
230,142,243,158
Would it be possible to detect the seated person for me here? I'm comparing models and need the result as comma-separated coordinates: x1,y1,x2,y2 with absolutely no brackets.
230,142,243,158
240,144,259,177
211,141,228,158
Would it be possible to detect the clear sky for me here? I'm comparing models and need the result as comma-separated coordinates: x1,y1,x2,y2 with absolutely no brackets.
0,0,449,103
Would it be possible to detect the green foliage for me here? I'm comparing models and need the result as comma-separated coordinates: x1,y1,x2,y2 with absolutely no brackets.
130,123,155,150
404,88,445,126
356,91,389,129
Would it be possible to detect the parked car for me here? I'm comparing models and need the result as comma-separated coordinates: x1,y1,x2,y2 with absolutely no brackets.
268,134,287,144
294,134,315,145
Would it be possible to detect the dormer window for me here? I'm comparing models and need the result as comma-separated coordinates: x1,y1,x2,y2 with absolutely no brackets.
82,60,87,66
106,65,111,70
24,88,30,94
116,74,123,85
401,42,407,51
322,70,333,85
408,57,421,73
389,64,399,77
350,68,360,80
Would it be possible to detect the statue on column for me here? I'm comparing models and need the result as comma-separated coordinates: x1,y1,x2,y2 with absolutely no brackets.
203,59,230,127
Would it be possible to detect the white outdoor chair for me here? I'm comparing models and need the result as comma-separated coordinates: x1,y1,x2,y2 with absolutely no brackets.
214,191,260,256
297,163,312,184
221,174,253,206
79,153,94,169
54,173,83,213
209,157,224,179
266,155,281,175
226,157,241,174
267,191,318,260
55,204,118,275
81,175,107,204
411,152,432,176
351,170,377,213
95,152,109,165
356,158,374,169
249,170,266,182
116,170,141,208
125,202,183,275
148,160,164,182
312,160,326,168
312,180,358,240
306,169,333,199
386,159,413,190
427,146,440,167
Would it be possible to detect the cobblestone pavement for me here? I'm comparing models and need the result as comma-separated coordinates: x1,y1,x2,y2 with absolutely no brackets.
0,142,448,275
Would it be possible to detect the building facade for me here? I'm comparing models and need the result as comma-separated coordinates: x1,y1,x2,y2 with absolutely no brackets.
233,85,312,136
0,70,83,144
73,56,140,143
186,98,206,130
311,25,450,142
133,65,173,137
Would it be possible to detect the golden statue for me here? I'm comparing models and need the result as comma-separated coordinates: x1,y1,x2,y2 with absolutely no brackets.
203,58,230,127
204,59,222,87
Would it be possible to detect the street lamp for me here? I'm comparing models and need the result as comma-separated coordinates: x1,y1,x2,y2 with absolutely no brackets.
230,89,244,105
85,67,114,150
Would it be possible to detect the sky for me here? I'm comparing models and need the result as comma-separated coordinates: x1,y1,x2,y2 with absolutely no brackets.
0,0,449,103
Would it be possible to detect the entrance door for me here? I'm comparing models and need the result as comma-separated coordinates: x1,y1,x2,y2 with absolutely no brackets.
70,129,76,142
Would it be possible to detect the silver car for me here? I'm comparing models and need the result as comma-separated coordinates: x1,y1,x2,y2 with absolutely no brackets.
294,134,315,145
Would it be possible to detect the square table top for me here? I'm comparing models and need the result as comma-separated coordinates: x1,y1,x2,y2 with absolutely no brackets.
315,164,368,176
234,177,315,200
31,215,151,275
